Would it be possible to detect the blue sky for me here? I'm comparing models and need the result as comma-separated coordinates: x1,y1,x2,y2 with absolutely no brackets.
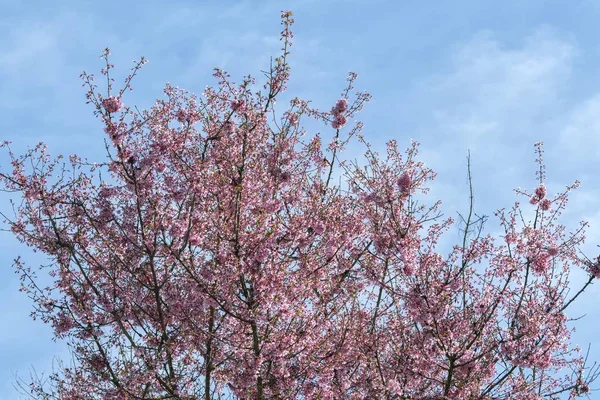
1,0,599,398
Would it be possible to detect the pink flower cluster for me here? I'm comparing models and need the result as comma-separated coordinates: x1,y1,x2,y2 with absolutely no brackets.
331,98,348,129
176,109,200,125
101,96,122,113
529,183,551,210
231,99,245,111
397,171,412,193
287,112,298,126
589,256,600,279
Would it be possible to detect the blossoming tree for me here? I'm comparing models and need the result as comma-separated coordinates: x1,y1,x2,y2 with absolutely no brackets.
2,11,599,400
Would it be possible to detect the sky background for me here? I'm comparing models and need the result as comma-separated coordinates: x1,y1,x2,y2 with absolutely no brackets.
1,0,599,398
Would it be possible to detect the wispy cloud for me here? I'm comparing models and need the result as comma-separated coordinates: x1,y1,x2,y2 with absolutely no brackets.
560,93,600,161
424,27,576,157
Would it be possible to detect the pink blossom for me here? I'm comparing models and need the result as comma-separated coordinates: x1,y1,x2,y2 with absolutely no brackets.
279,171,291,182
189,234,201,246
590,257,600,279
532,252,550,273
504,232,517,244
312,223,325,235
529,195,539,205
288,113,298,126
176,109,200,124
535,184,547,200
540,198,551,211
397,172,412,193
88,354,106,371
334,98,348,113
223,120,235,133
231,99,245,111
331,114,347,129
101,96,122,113
176,109,188,123
53,312,75,335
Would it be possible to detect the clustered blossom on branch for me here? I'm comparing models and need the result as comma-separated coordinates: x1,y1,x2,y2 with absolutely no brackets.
101,96,122,113
1,11,599,400
330,99,348,129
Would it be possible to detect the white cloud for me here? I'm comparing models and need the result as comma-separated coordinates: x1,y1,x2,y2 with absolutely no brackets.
560,93,600,160
0,22,63,109
425,27,576,154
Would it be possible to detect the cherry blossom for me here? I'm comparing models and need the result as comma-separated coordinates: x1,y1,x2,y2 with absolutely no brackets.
1,11,599,400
